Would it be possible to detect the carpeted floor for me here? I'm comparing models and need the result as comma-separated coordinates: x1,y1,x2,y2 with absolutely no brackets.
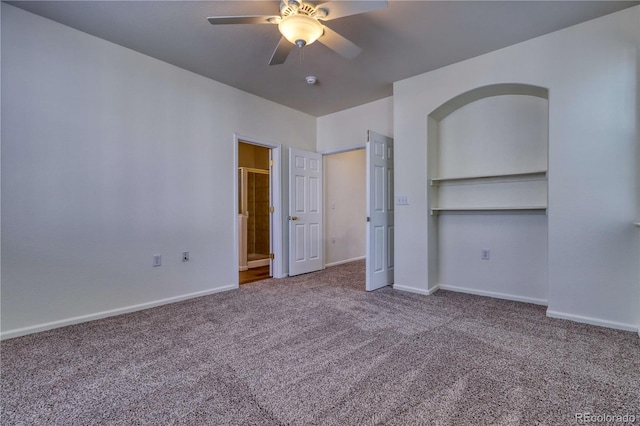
1,260,639,425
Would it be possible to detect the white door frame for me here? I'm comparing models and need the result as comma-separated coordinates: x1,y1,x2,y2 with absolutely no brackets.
233,134,284,285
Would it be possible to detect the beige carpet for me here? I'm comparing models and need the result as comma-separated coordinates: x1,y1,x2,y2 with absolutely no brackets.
1,260,639,425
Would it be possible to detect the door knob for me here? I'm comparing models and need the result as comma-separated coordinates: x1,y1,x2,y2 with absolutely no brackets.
289,216,298,221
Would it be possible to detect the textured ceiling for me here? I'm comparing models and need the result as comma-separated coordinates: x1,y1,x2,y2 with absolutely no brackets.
7,1,638,116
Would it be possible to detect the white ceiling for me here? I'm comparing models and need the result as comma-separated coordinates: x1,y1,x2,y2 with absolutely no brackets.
7,1,637,116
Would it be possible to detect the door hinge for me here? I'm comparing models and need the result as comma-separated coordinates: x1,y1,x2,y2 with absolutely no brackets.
269,253,275,260
269,206,275,213
269,159,274,167
366,130,370,143
367,217,371,222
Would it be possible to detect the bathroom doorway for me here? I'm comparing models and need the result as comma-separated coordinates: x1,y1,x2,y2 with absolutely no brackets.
238,141,272,284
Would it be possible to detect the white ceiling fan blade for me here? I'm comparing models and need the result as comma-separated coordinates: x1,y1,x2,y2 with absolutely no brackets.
269,37,294,65
318,25,362,60
315,1,387,21
207,15,279,25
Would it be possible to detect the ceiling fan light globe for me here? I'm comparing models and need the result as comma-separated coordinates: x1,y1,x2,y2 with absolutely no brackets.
278,14,323,47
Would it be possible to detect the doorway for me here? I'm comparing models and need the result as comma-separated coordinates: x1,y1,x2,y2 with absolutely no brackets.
238,141,272,285
321,131,394,291
324,149,367,268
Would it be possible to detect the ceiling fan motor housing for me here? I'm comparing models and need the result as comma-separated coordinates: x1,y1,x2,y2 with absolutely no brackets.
281,1,315,17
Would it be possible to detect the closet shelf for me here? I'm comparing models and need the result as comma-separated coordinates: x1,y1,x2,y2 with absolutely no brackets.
430,170,547,185
430,206,547,215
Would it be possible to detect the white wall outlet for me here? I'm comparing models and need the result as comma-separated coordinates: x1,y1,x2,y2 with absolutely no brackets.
153,254,162,267
397,195,410,205
481,249,490,260
182,252,189,262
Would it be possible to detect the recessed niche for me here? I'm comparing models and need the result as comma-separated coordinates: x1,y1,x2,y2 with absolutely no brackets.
428,84,549,214
427,83,549,304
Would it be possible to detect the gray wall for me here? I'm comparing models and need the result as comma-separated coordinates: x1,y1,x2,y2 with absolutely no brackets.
1,4,316,337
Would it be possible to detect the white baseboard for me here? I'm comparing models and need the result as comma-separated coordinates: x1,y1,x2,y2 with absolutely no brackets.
325,256,365,268
248,258,270,268
0,285,237,340
437,284,548,306
546,309,639,333
393,283,439,296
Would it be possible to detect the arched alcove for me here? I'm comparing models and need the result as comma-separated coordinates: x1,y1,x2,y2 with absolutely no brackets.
427,83,550,305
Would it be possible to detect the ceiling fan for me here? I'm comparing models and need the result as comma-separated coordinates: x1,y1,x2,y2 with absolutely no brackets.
207,0,388,65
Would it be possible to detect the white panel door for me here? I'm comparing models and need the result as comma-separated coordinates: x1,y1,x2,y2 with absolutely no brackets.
289,148,323,276
366,131,394,291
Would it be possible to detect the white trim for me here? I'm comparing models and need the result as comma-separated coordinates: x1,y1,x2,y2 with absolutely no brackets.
248,258,270,268
0,285,236,340
318,144,366,155
546,309,639,333
438,283,548,306
234,134,283,281
393,283,439,296
325,256,365,268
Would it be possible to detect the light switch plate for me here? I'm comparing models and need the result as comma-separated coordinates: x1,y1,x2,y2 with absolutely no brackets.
397,195,410,205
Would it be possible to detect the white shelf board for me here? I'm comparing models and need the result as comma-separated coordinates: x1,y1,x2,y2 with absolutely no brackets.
430,170,547,185
431,206,547,215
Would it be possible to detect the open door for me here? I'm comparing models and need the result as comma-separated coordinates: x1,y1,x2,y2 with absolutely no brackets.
288,148,323,276
366,131,394,291
237,140,274,285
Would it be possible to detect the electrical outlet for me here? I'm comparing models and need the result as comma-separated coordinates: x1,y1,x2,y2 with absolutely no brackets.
153,254,162,267
182,252,190,262
481,249,490,260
